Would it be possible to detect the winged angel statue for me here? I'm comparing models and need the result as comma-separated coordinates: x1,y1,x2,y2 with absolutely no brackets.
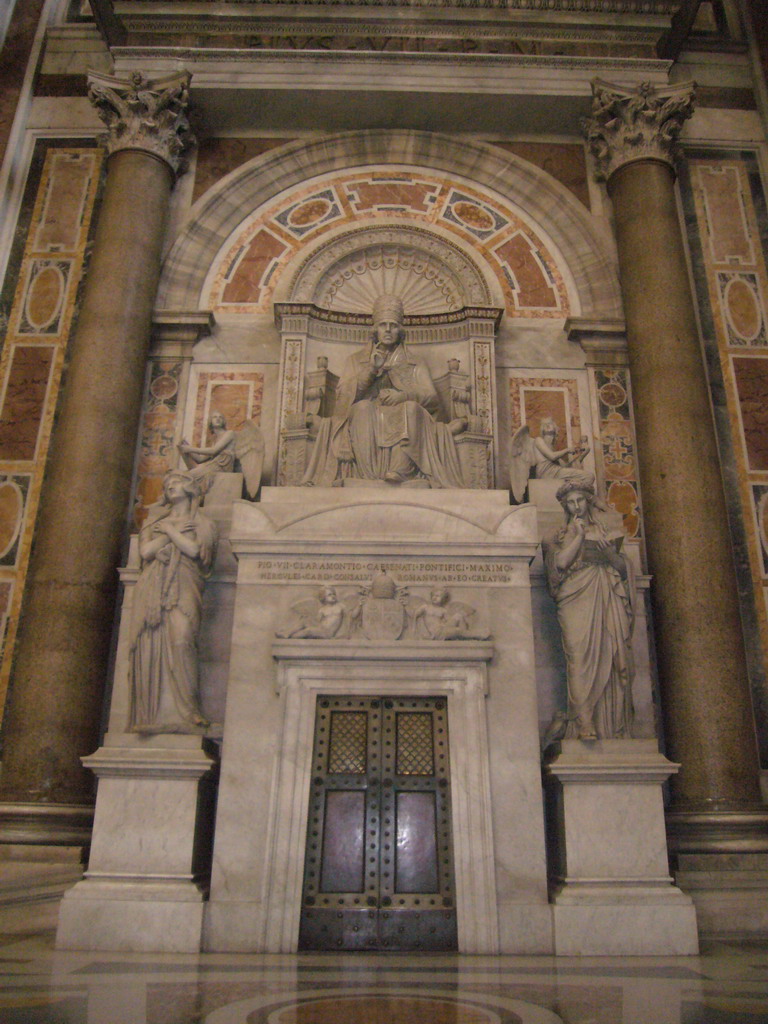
179,412,265,500
509,418,593,504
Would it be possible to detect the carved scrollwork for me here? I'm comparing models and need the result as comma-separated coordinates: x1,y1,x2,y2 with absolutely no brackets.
87,71,196,177
584,79,695,182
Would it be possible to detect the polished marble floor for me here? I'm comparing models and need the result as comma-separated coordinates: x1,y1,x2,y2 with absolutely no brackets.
2,901,768,1024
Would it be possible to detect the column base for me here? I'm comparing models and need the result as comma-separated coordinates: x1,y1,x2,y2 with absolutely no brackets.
552,884,699,955
0,803,93,846
675,853,768,939
57,877,206,952
666,808,768,853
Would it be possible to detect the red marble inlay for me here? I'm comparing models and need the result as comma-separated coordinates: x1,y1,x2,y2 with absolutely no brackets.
0,345,54,461
345,179,439,213
494,232,558,309
222,229,288,304
733,356,768,470
521,388,569,442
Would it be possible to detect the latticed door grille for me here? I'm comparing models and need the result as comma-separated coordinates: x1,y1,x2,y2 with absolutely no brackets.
328,711,368,774
299,695,456,951
396,712,435,775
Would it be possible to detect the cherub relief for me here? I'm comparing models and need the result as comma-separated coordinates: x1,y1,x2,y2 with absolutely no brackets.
409,587,490,640
275,586,365,639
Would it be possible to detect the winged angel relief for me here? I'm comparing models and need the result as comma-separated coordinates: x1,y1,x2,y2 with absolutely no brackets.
275,571,489,642
179,413,265,500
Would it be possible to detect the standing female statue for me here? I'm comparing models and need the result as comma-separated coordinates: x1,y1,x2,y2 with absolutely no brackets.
543,481,635,741
128,470,218,733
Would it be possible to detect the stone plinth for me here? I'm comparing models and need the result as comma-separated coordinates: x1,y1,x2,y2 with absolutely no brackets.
545,739,699,955
675,853,768,940
56,737,218,952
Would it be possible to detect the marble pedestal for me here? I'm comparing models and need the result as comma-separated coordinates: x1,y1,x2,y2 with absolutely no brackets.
56,737,218,952
545,739,699,955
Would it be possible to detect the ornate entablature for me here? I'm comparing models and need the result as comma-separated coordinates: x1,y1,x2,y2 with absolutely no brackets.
102,0,681,57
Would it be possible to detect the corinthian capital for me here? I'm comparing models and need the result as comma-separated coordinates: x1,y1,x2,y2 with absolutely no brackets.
584,79,695,182
87,71,195,177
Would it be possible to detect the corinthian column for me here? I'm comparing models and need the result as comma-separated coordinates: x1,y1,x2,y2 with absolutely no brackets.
0,72,194,844
585,80,768,853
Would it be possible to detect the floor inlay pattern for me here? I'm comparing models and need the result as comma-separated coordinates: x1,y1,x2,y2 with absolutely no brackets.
1,903,767,1024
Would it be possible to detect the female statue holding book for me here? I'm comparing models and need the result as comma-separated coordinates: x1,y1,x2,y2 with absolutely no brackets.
543,481,635,741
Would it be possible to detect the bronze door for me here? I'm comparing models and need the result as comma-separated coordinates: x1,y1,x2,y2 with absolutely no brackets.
298,695,457,951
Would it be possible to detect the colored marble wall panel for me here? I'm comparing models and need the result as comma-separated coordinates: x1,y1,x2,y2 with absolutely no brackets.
520,387,570,442
753,484,768,574
221,229,288,305
20,260,70,334
0,345,54,461
33,151,97,252
133,359,184,530
733,356,768,470
345,178,440,214
509,376,582,441
697,165,754,264
192,138,294,203
191,372,264,447
274,190,342,239
0,475,29,566
0,140,103,733
485,141,589,208
719,272,766,345
206,169,569,318
494,233,559,310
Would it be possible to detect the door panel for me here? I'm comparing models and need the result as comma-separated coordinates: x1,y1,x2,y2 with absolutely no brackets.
298,695,457,951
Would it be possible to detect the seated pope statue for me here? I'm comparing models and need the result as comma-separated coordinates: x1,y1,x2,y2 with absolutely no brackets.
302,295,467,487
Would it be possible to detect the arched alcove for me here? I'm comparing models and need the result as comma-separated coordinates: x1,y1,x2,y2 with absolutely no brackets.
158,130,620,318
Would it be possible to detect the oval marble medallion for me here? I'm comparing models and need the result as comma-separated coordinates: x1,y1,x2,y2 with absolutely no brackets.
725,277,762,342
0,480,24,560
288,198,332,228
25,265,64,331
452,200,496,232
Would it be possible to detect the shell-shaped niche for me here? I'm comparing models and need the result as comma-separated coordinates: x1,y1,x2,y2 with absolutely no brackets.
289,225,493,314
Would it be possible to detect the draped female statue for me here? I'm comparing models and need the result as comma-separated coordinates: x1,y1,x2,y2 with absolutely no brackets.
543,481,635,741
128,471,217,734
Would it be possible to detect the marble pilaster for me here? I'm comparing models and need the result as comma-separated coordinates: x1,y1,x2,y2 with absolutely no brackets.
585,80,768,853
0,72,194,844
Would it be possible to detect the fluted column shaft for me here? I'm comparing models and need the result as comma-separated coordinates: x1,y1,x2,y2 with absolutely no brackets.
587,80,766,849
0,72,193,841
